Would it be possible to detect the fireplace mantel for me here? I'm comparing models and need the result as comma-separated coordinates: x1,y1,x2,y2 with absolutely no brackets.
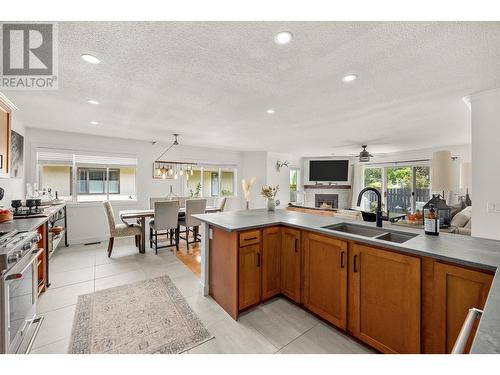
304,184,351,190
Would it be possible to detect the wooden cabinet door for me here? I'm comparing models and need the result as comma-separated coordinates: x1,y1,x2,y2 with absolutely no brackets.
280,227,301,303
349,243,421,353
262,226,281,300
0,103,11,174
303,232,347,329
433,262,493,353
238,244,261,310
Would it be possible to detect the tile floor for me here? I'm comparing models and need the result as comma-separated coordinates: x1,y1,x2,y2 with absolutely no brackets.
30,238,375,354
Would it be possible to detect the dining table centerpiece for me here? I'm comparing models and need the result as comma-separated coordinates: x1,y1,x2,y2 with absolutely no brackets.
261,185,279,211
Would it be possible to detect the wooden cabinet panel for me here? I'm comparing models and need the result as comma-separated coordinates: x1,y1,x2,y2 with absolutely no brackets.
281,227,301,303
238,244,261,310
433,262,493,353
262,226,281,300
209,227,239,319
349,243,421,353
239,230,260,247
0,103,11,175
303,232,347,329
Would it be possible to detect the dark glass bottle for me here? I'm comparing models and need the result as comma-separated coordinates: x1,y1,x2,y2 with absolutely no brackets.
424,204,439,235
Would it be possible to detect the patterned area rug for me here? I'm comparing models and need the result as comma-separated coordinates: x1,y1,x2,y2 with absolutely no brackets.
69,276,213,354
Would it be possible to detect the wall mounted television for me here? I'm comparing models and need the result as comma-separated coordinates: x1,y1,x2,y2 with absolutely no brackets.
309,160,350,182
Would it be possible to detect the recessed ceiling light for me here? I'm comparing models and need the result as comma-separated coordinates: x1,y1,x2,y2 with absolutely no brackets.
274,31,293,45
81,54,100,64
342,74,358,82
266,108,276,115
90,121,99,125
87,99,99,105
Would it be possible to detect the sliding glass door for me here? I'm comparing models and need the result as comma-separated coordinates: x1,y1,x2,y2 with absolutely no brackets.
386,166,412,214
363,165,431,215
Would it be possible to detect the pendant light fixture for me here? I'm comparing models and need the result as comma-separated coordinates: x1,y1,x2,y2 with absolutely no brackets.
153,134,197,179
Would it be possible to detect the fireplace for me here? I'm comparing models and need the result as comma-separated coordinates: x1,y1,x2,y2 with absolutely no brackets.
315,194,338,209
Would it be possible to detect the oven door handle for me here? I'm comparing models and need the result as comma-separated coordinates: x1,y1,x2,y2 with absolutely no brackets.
5,248,44,281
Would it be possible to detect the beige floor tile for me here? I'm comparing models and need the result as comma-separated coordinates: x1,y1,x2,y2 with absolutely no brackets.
37,281,94,313
278,322,376,354
188,315,278,354
32,305,76,349
49,266,95,289
238,298,320,349
95,261,142,279
94,269,147,291
30,338,70,354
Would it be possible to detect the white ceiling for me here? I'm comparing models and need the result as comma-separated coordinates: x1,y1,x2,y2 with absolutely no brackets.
6,22,500,156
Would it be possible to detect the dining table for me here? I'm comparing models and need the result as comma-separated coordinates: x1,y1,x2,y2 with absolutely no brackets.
119,206,220,253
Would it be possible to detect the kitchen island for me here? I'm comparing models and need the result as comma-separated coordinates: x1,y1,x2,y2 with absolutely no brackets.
194,208,500,354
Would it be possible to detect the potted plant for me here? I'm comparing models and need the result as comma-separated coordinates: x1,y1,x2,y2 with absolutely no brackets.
261,185,279,211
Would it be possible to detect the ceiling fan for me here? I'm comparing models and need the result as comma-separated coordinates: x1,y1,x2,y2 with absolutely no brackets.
357,145,374,162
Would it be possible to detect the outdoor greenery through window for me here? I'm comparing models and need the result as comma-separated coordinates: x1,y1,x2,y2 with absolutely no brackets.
186,165,236,198
37,150,137,203
363,165,431,215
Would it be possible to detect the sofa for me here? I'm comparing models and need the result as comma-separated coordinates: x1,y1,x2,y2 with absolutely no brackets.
446,206,472,236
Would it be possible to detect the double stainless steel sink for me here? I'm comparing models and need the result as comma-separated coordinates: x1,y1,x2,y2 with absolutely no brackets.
321,222,418,244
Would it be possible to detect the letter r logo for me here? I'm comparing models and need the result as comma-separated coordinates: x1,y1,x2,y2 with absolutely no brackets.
2,23,53,76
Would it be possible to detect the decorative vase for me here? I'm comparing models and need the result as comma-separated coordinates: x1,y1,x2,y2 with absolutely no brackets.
267,198,275,211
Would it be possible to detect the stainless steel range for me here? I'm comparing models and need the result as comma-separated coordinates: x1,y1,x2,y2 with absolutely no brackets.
0,230,44,354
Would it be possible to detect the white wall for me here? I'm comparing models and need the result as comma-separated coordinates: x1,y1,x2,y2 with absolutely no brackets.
25,128,244,244
266,152,292,207
240,151,267,209
0,117,26,206
471,88,500,240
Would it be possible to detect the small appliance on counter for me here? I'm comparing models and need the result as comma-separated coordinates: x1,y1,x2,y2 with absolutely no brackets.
11,199,44,217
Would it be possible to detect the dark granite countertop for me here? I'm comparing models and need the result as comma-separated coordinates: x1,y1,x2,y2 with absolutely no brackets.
0,203,66,234
194,208,500,354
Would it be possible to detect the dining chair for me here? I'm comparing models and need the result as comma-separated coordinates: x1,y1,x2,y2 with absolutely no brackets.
149,200,180,254
103,201,142,257
171,196,187,208
179,199,207,252
217,197,227,212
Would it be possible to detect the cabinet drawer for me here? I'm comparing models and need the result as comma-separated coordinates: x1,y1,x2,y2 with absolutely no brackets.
239,230,260,247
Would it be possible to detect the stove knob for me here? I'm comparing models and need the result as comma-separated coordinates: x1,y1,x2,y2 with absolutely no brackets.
23,243,31,251
8,253,20,263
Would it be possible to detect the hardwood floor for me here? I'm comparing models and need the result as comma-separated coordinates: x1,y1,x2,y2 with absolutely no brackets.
175,243,201,278
153,233,201,278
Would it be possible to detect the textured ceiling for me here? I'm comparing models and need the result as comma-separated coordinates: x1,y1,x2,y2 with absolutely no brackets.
6,21,500,156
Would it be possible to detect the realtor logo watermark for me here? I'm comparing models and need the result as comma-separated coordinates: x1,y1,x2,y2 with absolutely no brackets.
0,22,58,90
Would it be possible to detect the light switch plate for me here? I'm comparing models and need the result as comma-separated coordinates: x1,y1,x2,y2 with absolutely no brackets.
209,228,213,239
487,202,500,213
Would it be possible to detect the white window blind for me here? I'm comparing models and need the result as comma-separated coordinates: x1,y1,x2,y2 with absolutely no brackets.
37,151,73,165
74,154,137,167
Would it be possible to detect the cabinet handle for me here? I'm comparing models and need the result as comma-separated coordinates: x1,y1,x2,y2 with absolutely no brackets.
294,238,299,253
340,251,345,268
245,236,257,241
353,254,358,272
256,252,260,267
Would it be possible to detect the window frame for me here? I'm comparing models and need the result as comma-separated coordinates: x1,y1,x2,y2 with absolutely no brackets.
184,164,237,198
36,148,138,205
362,162,431,214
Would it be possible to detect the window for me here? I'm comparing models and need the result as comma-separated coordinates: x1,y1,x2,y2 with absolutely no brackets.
185,165,236,198
37,151,74,201
362,164,431,215
37,149,137,203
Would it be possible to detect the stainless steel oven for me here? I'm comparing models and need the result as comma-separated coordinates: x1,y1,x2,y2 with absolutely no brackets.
0,231,44,354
